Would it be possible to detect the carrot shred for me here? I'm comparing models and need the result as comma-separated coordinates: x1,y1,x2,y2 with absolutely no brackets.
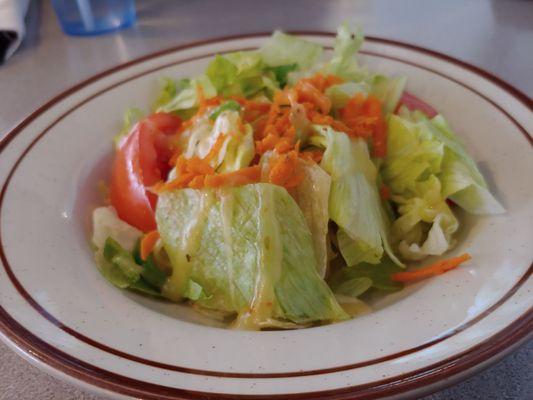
140,230,160,261
391,253,472,283
204,166,261,188
268,150,303,188
379,184,391,200
204,134,227,163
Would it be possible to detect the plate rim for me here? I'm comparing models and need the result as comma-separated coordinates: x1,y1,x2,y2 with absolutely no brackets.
0,31,532,400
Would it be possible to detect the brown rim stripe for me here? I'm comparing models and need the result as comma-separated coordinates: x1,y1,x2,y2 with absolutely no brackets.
0,41,531,378
0,32,532,398
0,302,531,400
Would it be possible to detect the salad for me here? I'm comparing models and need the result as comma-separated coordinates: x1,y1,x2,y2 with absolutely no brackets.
92,25,504,330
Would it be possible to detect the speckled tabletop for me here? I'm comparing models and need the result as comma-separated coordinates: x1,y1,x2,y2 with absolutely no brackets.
0,1,531,399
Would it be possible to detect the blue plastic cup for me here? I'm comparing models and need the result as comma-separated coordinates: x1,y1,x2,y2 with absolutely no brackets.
51,0,136,36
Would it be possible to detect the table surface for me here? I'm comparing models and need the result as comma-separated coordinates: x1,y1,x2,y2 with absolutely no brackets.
0,0,531,399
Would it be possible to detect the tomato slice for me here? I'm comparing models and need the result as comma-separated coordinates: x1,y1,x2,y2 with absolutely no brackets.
110,113,181,232
397,91,438,118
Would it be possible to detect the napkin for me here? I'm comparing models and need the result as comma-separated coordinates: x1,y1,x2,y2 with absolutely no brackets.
0,0,30,63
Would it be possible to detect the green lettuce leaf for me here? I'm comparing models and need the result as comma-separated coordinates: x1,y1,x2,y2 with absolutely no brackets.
291,160,332,278
325,81,370,109
323,24,365,81
310,125,401,267
267,63,298,87
179,109,254,174
370,75,406,115
206,52,267,97
260,31,323,69
329,257,404,294
156,75,216,113
382,114,445,196
209,100,241,120
152,77,190,111
425,113,504,214
389,109,504,214
156,184,348,329
391,175,459,260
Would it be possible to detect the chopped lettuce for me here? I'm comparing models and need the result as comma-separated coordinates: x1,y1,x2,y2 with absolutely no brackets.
386,109,504,214
179,109,254,173
209,100,241,120
370,75,406,115
156,75,216,113
206,51,275,98
92,206,142,258
267,63,298,87
152,77,190,111
156,184,348,329
310,125,401,267
329,257,404,294
323,24,366,81
423,113,504,214
325,81,370,109
391,175,459,260
260,31,323,70
292,160,332,278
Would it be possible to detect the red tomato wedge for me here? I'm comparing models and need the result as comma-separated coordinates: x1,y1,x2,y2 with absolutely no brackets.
110,113,181,232
397,91,438,118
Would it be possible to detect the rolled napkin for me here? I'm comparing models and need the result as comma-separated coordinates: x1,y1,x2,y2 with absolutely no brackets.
0,0,29,63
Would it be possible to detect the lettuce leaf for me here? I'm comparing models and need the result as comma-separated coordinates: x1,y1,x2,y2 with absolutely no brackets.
425,114,505,214
329,257,404,294
156,75,216,113
310,125,401,267
291,160,331,278
370,75,406,115
390,109,504,214
323,24,365,81
391,175,459,260
325,82,370,109
206,51,275,98
92,206,142,258
156,184,347,329
260,31,323,69
179,109,254,173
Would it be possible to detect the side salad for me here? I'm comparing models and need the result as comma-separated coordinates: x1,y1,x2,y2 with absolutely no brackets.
92,25,504,330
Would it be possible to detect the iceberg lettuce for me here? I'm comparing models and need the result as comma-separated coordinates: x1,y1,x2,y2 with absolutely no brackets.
310,125,401,266
291,160,331,278
260,31,323,70
156,75,216,113
179,109,255,173
156,184,347,329
323,24,366,81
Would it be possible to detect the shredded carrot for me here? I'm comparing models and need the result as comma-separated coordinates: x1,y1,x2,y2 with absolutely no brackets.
295,81,331,114
204,165,261,188
268,150,303,188
188,175,206,189
391,253,472,283
204,134,227,163
186,157,214,175
379,184,390,200
300,150,324,163
140,230,160,261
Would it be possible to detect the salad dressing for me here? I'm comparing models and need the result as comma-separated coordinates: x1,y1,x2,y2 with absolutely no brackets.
233,185,282,330
162,191,213,301
219,189,237,307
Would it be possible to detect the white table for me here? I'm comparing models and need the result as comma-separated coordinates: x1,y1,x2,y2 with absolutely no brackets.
0,1,531,399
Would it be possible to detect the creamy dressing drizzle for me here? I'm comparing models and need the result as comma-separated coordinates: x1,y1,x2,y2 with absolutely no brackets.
162,191,213,301
233,185,283,330
219,189,237,308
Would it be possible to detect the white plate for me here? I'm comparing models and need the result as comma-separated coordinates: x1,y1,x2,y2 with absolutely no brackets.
0,33,531,400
